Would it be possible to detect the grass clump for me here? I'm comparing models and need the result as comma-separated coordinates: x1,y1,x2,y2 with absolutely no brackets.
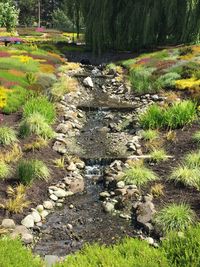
150,148,168,162
122,163,158,187
193,131,200,143
0,127,17,146
141,129,159,141
0,161,11,180
184,151,200,168
150,183,164,198
154,203,195,234
51,76,78,101
170,164,200,190
162,225,200,267
156,72,181,88
17,159,50,185
0,238,43,267
0,184,30,214
140,100,197,129
56,238,169,267
23,96,56,124
20,113,55,139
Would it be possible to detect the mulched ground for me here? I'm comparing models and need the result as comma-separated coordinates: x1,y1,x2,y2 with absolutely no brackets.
144,122,200,218
0,111,66,224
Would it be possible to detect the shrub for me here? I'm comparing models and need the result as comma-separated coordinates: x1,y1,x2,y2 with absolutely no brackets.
23,96,56,124
19,113,55,139
0,238,43,267
0,161,11,180
150,183,164,198
140,101,197,129
17,159,50,184
0,127,17,146
170,165,200,190
56,238,169,267
150,149,168,162
122,164,158,187
154,203,195,234
141,129,159,141
129,67,159,94
162,225,200,267
26,72,37,85
156,72,181,88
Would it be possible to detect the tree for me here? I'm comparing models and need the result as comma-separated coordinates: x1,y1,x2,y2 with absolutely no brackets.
15,0,37,26
80,0,200,54
0,1,19,32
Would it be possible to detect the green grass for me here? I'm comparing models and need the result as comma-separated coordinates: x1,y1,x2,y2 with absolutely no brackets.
0,57,39,73
56,238,169,267
0,238,43,267
193,131,200,143
0,70,28,87
162,225,200,267
122,163,158,187
154,203,195,234
17,159,50,185
141,129,159,141
184,151,200,168
19,112,55,139
140,101,197,129
23,96,56,124
156,72,181,88
150,149,168,162
0,127,17,146
0,161,11,180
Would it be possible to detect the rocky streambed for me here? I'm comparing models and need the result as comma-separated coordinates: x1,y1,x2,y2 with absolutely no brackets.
32,64,166,257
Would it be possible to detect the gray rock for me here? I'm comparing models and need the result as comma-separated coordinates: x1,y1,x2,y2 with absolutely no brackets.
50,194,58,201
11,225,30,238
43,201,54,210
45,255,59,267
103,202,115,213
40,210,49,219
53,141,67,154
21,215,34,228
56,123,72,134
31,211,41,223
67,162,77,171
117,181,125,189
54,189,67,198
146,237,154,245
100,191,110,198
136,201,156,225
1,219,15,229
21,233,34,244
83,77,94,88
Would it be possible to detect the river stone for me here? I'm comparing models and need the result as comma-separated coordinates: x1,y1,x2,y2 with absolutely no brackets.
11,225,30,238
40,210,49,219
54,189,67,198
53,141,67,154
21,215,34,228
36,205,44,213
136,201,156,225
50,194,58,201
21,233,34,244
99,191,110,198
146,237,154,245
75,161,85,169
56,123,72,134
103,202,115,213
31,211,41,223
117,181,125,189
83,77,94,88
67,162,77,171
64,177,84,193
45,255,59,267
43,201,54,210
1,219,15,229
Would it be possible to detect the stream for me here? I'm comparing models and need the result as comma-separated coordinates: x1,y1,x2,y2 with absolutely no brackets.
34,64,139,257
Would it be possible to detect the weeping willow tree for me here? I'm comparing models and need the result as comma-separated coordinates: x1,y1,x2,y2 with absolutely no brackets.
80,0,200,54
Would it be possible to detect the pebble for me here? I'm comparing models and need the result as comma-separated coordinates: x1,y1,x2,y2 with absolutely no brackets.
21,215,35,228
50,194,58,201
31,211,41,223
21,233,34,244
43,201,54,210
1,219,15,229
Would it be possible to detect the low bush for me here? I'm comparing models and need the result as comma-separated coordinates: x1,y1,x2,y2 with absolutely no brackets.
56,238,169,267
17,159,50,184
122,163,158,187
170,165,200,190
162,225,200,267
184,151,200,168
23,96,56,124
0,127,17,146
0,161,11,180
19,112,55,139
0,238,43,267
154,203,195,234
193,131,200,143
140,101,197,129
150,183,164,198
156,72,181,88
129,67,159,94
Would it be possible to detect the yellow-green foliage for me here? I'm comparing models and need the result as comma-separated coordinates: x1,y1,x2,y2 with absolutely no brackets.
51,76,78,100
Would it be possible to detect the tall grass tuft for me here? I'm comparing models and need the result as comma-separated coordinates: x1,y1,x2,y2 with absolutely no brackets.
0,127,17,146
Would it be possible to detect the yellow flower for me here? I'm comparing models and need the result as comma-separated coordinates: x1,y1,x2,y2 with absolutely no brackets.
175,78,200,90
0,87,9,108
12,55,33,64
